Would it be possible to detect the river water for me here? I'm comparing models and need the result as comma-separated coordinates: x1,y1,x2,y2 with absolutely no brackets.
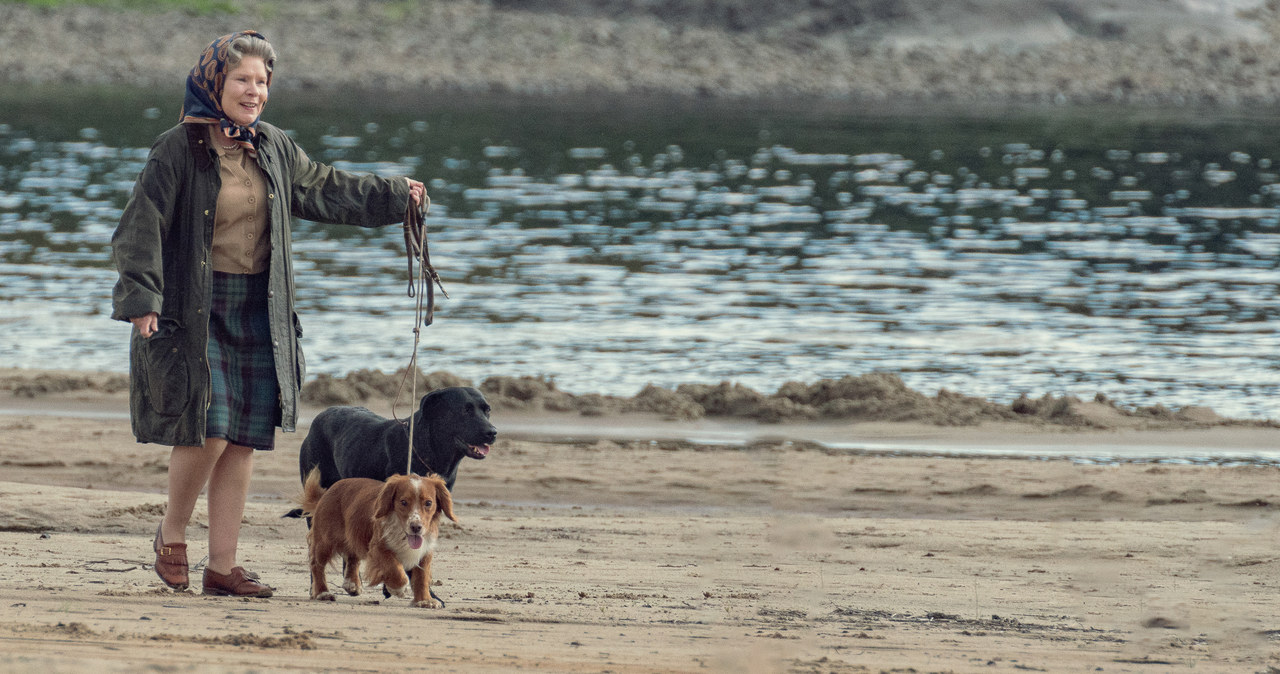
3,87,1280,420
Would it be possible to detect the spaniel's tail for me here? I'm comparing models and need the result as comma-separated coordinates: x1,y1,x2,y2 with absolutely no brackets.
298,467,326,519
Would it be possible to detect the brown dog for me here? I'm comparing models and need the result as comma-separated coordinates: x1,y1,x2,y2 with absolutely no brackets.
301,468,456,607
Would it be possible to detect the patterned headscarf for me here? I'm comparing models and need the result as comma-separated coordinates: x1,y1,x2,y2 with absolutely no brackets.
180,30,272,156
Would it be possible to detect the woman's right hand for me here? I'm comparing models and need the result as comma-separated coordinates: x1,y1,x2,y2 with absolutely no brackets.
131,312,159,338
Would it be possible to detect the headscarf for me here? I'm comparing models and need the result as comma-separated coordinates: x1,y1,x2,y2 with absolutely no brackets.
180,30,272,157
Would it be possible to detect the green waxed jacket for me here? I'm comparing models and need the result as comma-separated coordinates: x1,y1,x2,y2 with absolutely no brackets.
111,122,410,447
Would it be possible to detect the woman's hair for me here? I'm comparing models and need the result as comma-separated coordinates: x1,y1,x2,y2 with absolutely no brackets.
226,33,276,75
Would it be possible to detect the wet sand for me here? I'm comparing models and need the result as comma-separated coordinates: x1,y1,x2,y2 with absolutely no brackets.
2,370,1280,671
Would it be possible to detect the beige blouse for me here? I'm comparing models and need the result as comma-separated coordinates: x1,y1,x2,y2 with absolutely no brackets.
208,126,270,274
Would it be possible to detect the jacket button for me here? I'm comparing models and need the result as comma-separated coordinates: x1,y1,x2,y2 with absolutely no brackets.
268,194,274,199
267,290,274,298
204,210,210,216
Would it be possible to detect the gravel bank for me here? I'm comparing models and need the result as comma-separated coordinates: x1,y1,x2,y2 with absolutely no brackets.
4,0,1280,106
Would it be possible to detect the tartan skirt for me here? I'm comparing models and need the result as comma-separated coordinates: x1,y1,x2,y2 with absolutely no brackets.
206,270,280,451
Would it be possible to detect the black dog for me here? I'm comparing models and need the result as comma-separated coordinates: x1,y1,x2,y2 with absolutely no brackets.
299,386,496,492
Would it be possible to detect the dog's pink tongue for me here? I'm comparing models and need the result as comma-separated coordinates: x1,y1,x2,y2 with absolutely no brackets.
408,534,424,550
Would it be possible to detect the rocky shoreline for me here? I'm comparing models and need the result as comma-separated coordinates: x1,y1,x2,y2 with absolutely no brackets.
5,0,1280,106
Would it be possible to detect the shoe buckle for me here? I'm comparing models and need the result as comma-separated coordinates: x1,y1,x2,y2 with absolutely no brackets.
159,545,174,556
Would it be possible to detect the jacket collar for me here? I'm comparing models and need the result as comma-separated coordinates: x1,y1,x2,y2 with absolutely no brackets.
186,122,273,170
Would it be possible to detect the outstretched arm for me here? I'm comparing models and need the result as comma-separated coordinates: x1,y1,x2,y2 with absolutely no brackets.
289,143,414,227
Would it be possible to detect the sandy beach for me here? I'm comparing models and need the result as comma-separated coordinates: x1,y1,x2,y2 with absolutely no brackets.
1,369,1279,672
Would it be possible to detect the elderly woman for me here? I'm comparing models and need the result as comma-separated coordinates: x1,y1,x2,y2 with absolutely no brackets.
111,30,426,597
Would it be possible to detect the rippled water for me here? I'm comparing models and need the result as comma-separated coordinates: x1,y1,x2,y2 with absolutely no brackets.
4,88,1280,419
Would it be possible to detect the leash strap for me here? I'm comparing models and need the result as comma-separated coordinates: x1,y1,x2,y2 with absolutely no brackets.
402,195,448,325
394,193,447,476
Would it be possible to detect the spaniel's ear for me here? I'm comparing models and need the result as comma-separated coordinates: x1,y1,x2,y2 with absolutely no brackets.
375,480,399,520
433,480,457,523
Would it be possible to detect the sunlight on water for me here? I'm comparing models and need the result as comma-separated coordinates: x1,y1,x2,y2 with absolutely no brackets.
3,95,1280,419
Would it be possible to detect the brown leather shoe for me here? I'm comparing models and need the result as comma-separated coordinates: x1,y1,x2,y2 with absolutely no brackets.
153,523,189,591
203,566,273,598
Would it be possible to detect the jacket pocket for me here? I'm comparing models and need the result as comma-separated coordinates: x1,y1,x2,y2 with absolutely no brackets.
140,320,191,416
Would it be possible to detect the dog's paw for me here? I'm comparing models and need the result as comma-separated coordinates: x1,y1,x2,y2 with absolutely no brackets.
342,580,360,596
386,583,409,599
312,591,335,602
411,597,443,609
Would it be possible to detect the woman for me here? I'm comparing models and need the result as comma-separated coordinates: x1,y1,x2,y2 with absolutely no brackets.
110,30,427,597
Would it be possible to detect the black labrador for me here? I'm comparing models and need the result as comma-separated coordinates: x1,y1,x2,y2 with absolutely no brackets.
285,386,496,606
297,386,496,493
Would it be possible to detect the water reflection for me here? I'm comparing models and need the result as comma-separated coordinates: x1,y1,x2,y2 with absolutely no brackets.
2,92,1280,419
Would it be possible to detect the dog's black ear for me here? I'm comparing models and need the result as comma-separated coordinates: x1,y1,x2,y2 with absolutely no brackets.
419,388,447,414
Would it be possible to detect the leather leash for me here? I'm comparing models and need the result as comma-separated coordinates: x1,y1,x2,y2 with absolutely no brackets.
403,194,448,324
394,194,448,476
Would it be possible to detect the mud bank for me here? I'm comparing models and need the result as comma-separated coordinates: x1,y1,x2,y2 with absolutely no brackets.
2,366,1270,430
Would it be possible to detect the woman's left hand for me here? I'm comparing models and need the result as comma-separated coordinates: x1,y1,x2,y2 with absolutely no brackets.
407,178,426,208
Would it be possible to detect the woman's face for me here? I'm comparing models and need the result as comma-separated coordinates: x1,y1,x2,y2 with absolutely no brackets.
221,56,269,126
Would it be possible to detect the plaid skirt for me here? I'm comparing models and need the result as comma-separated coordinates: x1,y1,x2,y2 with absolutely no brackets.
207,270,280,451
